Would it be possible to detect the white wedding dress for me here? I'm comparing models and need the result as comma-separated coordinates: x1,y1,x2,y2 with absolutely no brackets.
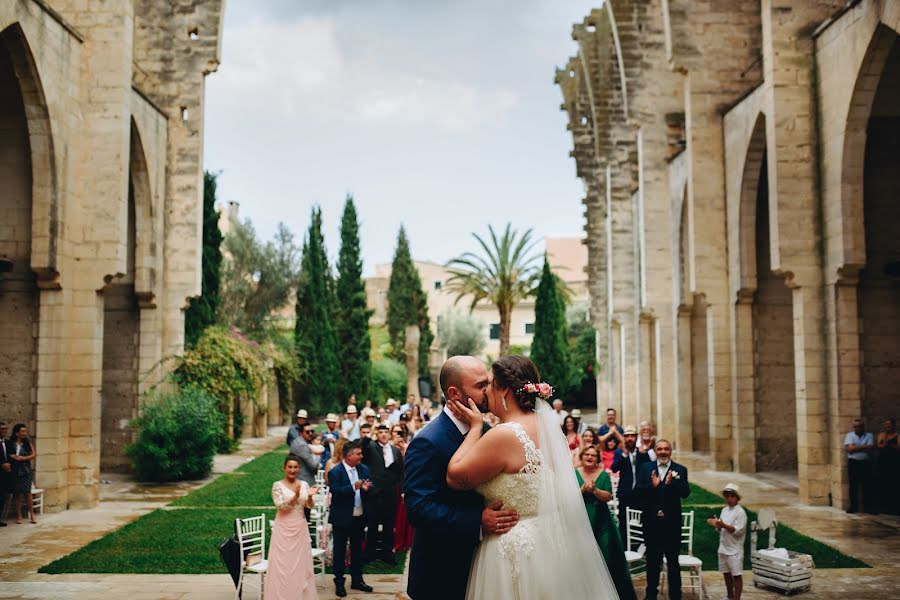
465,400,620,600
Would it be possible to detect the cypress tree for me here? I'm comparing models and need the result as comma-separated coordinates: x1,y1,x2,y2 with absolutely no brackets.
386,227,434,375
530,256,571,397
294,207,340,413
185,171,224,346
335,195,372,402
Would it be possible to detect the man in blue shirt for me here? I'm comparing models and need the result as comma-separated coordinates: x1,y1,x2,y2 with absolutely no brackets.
844,418,876,514
598,408,624,446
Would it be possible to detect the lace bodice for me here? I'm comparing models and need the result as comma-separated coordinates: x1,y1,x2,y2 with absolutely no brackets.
476,421,542,518
272,480,309,512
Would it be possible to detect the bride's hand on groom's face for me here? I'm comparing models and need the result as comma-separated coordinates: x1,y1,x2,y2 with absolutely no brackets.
448,397,483,430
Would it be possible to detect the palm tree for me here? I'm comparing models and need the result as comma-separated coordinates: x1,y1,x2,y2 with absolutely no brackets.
445,224,543,356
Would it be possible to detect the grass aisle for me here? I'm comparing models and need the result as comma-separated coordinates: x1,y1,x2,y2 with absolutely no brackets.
41,446,406,575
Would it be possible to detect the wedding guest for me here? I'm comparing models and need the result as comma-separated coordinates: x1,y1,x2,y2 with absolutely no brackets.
573,428,599,467
361,423,402,564
361,408,377,430
400,393,417,414
329,441,374,596
636,439,690,600
876,418,899,515
0,423,12,526
576,446,637,600
363,398,373,410
562,415,580,455
288,424,320,488
707,483,747,600
844,418,876,513
391,425,409,456
421,398,434,421
385,398,401,425
391,424,415,553
286,409,309,447
324,438,347,486
601,436,619,471
598,408,624,446
359,423,373,440
323,413,342,460
552,399,569,424
341,405,360,440
611,425,650,545
570,408,587,434
637,420,657,461
412,416,425,436
266,455,319,600
10,423,37,524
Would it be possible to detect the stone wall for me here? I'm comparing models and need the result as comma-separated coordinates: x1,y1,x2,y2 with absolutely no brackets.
559,0,900,506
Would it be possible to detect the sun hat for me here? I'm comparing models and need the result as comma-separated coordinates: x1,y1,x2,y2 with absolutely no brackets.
722,483,741,499
346,405,358,414
571,409,582,418
623,425,638,435
362,407,376,418
386,398,397,406
325,413,339,423
296,409,308,418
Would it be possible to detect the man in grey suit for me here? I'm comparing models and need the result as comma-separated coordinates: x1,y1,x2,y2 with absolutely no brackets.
288,423,320,487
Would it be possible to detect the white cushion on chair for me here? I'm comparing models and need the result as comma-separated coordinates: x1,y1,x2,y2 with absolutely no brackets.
678,554,702,567
311,548,326,558
246,559,268,573
624,550,645,562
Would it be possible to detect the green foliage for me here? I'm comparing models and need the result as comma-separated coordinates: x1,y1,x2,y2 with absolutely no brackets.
369,323,392,361
185,171,224,346
386,226,433,374
437,307,486,357
174,325,273,450
335,195,372,401
125,386,224,482
445,223,541,356
530,257,571,396
294,207,340,414
218,219,300,334
567,304,598,401
368,358,407,402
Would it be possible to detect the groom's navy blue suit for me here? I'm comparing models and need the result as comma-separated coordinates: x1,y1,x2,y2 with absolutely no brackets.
404,410,484,600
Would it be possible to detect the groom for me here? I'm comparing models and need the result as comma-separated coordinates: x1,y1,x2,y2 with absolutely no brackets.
636,439,690,600
403,356,519,600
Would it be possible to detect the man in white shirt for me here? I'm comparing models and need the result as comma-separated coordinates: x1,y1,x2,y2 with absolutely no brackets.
342,405,360,440
844,418,876,513
552,399,568,425
361,424,402,564
386,398,401,425
708,483,747,600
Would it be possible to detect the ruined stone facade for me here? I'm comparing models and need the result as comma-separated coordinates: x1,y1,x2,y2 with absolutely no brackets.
0,0,223,510
558,0,899,507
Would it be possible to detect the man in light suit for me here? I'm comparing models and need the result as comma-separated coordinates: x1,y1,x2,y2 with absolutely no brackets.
288,423,319,487
328,441,374,597
636,439,691,600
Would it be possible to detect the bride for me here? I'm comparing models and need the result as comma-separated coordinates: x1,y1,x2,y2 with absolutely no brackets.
446,355,620,599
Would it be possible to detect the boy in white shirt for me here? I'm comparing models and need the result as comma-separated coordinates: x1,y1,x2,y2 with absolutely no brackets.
707,483,747,600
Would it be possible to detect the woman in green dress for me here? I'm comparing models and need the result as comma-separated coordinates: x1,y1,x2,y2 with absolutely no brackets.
576,445,637,600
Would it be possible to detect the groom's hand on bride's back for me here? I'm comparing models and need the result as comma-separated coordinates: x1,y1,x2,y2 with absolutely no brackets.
481,500,518,536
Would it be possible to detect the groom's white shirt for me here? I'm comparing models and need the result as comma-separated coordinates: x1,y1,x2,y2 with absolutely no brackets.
445,407,471,435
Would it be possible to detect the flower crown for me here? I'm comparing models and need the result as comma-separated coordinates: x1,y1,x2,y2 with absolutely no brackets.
516,382,553,399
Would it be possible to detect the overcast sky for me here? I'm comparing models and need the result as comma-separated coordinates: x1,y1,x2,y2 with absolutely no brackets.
203,0,596,275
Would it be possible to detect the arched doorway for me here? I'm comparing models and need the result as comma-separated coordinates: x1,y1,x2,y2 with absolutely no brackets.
99,126,143,471
859,32,900,430
0,27,38,429
752,154,797,473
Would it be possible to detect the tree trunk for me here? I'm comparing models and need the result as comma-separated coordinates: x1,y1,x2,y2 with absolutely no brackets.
405,324,421,402
499,304,512,356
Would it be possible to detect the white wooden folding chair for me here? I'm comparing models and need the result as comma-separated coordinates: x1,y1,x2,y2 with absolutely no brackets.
308,486,329,584
661,510,708,598
624,507,647,577
235,513,268,600
31,486,43,515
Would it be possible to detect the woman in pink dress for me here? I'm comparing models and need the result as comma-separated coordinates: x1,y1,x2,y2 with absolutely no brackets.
266,455,319,600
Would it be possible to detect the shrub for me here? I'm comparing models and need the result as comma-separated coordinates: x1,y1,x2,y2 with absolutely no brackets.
437,307,486,357
368,358,407,402
126,386,224,482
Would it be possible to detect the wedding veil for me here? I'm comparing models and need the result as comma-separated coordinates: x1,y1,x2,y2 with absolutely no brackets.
534,398,620,598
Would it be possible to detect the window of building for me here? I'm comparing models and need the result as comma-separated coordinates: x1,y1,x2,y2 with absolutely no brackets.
434,280,442,290
525,322,534,334
489,323,500,340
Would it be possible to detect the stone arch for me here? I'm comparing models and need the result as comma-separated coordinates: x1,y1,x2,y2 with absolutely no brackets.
839,24,898,271
0,23,58,282
857,28,900,431
129,118,157,303
737,113,767,293
0,21,39,428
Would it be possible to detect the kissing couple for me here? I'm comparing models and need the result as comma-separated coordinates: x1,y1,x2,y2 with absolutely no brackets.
403,354,620,600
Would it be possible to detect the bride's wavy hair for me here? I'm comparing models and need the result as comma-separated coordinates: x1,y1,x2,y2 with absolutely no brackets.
491,355,543,411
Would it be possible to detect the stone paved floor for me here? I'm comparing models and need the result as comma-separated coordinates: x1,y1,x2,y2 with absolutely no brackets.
1,440,897,599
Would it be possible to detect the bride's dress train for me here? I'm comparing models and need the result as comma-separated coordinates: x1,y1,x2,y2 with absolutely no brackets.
466,403,620,599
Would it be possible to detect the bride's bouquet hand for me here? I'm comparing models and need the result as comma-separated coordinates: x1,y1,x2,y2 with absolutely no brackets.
447,397,483,431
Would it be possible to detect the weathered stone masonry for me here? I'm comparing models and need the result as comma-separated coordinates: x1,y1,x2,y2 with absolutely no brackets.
0,0,223,509
559,0,899,507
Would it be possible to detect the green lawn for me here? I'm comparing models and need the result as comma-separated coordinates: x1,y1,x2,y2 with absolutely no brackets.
682,504,868,570
41,446,404,575
686,482,722,505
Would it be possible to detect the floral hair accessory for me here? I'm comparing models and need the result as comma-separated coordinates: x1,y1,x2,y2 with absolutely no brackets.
517,382,553,399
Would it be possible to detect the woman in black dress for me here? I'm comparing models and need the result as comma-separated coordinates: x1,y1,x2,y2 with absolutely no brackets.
10,424,36,524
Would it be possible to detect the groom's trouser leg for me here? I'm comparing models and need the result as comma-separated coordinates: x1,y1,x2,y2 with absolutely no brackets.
616,498,630,548
332,525,349,583
382,498,397,558
663,529,682,600
643,519,663,599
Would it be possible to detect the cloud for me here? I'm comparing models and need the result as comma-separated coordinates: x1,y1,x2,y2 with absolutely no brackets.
210,17,519,131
